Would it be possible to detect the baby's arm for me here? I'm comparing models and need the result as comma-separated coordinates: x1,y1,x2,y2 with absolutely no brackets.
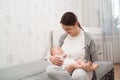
65,62,82,74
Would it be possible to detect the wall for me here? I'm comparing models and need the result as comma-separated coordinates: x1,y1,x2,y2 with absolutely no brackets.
0,0,82,68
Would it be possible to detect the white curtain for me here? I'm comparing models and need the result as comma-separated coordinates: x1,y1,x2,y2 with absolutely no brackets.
101,0,120,63
80,0,120,63
111,0,120,63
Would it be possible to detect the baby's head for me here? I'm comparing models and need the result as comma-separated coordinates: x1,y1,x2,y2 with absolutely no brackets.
50,46,63,56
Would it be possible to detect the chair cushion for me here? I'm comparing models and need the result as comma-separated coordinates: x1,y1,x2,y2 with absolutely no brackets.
20,72,52,80
0,59,50,80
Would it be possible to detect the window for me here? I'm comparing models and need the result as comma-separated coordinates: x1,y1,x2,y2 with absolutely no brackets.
112,0,120,32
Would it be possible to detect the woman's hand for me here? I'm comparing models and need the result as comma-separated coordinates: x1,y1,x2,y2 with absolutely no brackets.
49,55,63,66
83,62,93,72
83,61,99,72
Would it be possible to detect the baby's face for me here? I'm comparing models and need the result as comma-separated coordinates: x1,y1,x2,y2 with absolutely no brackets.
52,47,63,55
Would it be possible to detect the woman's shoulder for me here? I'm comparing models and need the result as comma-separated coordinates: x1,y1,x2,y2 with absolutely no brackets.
59,33,67,47
83,31,95,46
84,31,93,40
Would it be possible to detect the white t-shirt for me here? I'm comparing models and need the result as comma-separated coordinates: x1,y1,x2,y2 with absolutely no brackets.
61,30,86,62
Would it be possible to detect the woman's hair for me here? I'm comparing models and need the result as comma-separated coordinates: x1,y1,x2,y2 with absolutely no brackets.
60,12,83,29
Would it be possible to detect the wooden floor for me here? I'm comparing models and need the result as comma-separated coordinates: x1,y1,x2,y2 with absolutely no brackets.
114,64,120,80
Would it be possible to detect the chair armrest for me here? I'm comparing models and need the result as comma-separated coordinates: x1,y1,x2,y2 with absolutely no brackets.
94,61,114,80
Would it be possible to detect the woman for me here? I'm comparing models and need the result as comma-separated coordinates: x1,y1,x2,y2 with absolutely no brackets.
46,12,99,80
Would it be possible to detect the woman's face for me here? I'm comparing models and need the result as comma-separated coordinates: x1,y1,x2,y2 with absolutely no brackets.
62,24,79,36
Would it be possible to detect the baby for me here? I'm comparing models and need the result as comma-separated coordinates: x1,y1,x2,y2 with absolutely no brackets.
50,46,99,74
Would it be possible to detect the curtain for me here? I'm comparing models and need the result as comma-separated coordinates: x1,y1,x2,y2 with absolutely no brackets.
101,0,120,63
80,0,120,63
111,0,120,63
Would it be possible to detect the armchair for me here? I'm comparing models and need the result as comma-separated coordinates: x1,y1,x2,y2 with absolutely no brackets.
0,27,114,80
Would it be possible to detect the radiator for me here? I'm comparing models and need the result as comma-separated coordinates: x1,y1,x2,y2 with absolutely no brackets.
103,42,113,61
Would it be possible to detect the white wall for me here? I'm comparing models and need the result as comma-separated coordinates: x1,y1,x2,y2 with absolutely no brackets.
0,0,82,68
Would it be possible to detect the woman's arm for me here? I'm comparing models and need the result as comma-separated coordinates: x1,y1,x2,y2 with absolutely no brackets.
49,55,63,66
60,53,67,58
89,39,99,61
90,63,99,71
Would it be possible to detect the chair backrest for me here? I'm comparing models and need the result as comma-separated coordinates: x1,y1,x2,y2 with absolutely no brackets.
51,28,65,47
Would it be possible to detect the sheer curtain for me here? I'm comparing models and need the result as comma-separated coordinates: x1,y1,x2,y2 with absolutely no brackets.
80,0,120,63
101,0,120,63
111,0,120,63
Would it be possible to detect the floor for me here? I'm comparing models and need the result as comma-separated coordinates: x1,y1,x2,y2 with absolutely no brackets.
114,64,120,80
